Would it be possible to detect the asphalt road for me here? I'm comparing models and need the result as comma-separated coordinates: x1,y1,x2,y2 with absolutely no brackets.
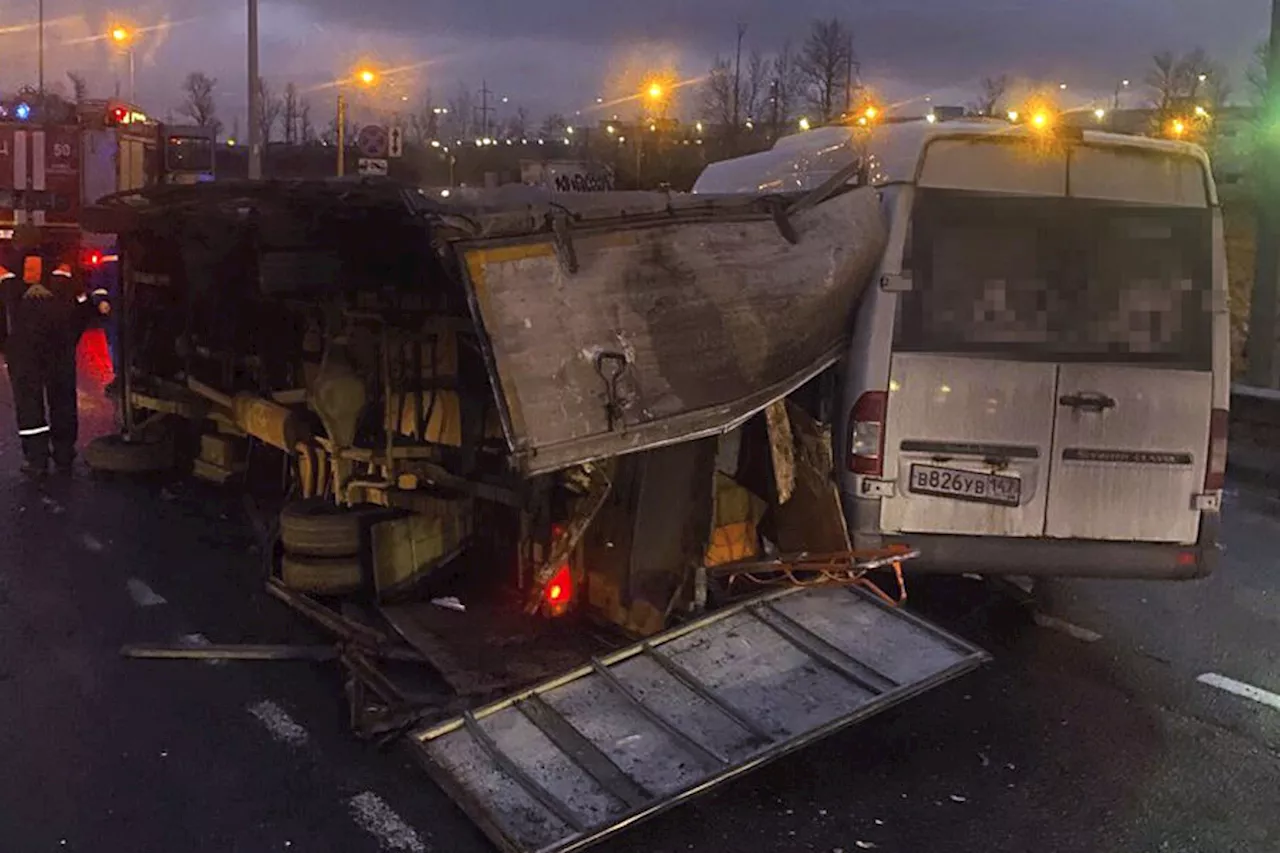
1,338,1277,853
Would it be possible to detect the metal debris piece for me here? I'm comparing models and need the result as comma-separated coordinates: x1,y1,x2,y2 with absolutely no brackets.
121,643,339,662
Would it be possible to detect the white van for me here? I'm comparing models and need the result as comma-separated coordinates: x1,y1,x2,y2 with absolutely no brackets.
696,120,1228,579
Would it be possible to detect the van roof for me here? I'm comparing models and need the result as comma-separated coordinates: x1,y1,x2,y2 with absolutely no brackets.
693,119,1216,202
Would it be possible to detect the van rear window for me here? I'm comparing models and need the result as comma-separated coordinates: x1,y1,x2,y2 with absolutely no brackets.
896,190,1213,368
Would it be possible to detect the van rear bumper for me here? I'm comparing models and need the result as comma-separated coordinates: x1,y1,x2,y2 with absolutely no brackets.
862,514,1219,580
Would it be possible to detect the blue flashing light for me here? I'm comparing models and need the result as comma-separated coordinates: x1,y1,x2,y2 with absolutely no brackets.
15,102,31,121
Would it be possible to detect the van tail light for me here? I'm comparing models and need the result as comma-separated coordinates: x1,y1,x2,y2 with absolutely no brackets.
541,563,574,617
1204,408,1228,491
848,391,888,477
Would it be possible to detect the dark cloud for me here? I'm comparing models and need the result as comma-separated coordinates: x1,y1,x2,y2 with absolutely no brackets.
0,0,1269,125
294,0,1269,86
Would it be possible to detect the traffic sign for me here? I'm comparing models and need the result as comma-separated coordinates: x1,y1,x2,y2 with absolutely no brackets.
388,126,404,158
358,157,388,176
356,124,389,158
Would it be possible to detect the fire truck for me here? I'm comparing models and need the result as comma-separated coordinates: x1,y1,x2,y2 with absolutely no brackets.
1,97,215,364
2,96,215,246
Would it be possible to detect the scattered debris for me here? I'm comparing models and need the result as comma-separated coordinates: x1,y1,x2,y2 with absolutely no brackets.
855,842,877,850
978,751,990,767
122,643,340,662
80,533,106,552
430,596,466,612
950,794,968,803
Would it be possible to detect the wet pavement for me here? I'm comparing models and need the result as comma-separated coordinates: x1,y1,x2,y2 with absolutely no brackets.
1,338,1277,853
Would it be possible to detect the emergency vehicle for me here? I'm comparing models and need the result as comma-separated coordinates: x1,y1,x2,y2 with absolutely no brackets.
1,97,215,267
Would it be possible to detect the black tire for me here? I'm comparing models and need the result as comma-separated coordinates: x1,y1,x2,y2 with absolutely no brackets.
279,552,362,596
279,498,370,558
83,434,174,474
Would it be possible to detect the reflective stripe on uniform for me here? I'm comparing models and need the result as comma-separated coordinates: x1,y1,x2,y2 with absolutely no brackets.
52,266,73,278
18,425,51,437
0,272,15,281
91,289,109,297
76,294,88,303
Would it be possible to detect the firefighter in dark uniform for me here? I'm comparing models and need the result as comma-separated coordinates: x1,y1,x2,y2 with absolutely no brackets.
0,225,109,476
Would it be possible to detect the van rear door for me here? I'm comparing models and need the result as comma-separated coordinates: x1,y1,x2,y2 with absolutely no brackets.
881,188,1216,546
1043,205,1214,543
880,193,1065,538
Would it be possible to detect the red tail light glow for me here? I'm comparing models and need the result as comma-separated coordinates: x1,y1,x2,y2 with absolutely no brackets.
1205,408,1228,491
848,391,888,476
542,563,574,616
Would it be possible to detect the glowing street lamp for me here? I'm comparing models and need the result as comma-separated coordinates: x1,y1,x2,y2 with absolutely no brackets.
110,26,136,102
1170,118,1187,138
1031,111,1050,129
798,116,811,131
1194,105,1209,118
336,67,381,177
1007,109,1019,122
1094,108,1107,121
647,83,663,101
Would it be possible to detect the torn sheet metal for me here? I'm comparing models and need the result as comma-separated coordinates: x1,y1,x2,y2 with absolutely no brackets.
455,186,887,476
410,586,987,853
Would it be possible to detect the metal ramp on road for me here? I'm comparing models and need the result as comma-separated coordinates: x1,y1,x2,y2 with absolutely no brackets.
410,585,988,853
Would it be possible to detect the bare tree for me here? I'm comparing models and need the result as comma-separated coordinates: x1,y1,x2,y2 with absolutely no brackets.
799,17,855,122
407,90,438,146
701,55,737,128
443,82,475,140
770,40,807,133
254,77,283,144
1247,41,1270,104
539,113,569,138
1147,48,1215,112
505,106,529,140
282,83,300,145
743,49,771,121
299,99,315,143
66,71,88,103
969,75,1008,117
178,71,222,136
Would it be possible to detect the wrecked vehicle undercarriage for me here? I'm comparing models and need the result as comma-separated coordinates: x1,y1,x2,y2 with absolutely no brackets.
86,177,992,853
85,176,893,633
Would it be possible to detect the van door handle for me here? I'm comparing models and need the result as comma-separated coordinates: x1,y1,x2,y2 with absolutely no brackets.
1058,392,1116,413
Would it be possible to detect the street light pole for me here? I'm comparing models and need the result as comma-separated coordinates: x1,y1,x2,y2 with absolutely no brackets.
128,50,136,103
37,0,44,98
336,92,347,177
247,0,263,180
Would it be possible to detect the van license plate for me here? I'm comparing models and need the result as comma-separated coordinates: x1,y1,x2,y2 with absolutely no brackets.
909,464,1021,507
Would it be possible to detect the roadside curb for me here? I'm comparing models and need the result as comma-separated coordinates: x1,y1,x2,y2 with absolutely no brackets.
1227,441,1280,490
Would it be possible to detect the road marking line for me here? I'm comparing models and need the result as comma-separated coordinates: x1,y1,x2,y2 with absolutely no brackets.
247,700,310,747
1033,612,1102,643
125,578,167,607
348,792,427,853
1197,673,1280,712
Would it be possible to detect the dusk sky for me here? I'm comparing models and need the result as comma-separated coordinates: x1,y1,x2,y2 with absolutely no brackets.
0,0,1269,132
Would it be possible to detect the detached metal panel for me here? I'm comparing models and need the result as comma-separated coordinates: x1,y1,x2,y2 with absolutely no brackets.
456,186,888,476
411,586,987,853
